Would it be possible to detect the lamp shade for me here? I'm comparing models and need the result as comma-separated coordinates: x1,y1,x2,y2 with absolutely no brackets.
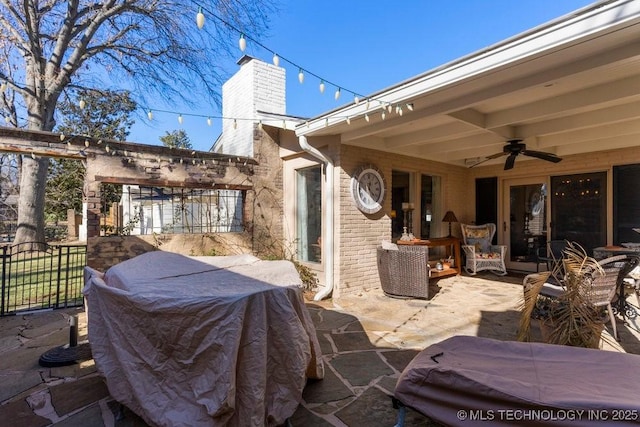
442,211,458,223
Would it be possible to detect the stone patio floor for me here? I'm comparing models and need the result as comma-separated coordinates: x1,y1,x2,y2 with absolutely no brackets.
2,271,640,426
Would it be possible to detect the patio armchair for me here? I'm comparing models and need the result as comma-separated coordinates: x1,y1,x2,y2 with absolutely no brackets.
536,239,568,275
523,253,640,341
377,244,429,299
460,223,507,276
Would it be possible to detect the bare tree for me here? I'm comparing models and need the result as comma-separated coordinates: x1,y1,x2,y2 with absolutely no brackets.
0,0,276,243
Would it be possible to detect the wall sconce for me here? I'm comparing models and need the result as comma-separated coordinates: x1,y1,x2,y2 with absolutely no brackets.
442,210,458,237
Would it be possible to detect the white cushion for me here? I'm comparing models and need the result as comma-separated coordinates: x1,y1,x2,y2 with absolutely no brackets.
381,240,399,251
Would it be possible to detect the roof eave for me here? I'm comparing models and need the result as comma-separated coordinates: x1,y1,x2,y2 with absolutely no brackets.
295,0,640,137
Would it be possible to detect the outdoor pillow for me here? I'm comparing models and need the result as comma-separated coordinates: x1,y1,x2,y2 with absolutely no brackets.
465,227,490,239
381,240,399,251
466,237,491,253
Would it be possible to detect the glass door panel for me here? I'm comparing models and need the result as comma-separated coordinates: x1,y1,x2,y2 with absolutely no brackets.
504,179,548,272
550,172,606,255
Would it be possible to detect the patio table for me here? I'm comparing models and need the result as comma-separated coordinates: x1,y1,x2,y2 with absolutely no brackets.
83,251,323,427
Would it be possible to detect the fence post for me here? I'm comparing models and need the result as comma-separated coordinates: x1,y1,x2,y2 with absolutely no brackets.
55,245,63,309
0,246,6,316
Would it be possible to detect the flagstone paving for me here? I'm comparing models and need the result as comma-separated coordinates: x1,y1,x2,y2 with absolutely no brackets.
1,272,640,426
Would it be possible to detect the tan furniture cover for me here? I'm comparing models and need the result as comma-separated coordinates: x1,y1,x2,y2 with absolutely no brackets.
83,252,323,427
395,335,640,426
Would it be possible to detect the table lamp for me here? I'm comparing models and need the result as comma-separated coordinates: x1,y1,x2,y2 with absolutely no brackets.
442,211,458,237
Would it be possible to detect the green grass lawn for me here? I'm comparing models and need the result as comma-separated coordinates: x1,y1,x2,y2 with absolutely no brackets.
0,245,86,314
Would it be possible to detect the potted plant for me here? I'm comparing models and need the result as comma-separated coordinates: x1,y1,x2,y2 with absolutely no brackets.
518,242,608,348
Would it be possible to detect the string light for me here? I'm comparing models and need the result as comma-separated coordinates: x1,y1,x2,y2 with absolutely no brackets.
334,88,341,100
207,117,212,126
319,80,325,94
0,81,6,92
365,113,370,122
60,133,65,141
147,110,153,120
196,7,205,29
79,99,86,109
178,114,183,125
239,34,246,52
233,119,237,129
346,116,351,125
298,69,304,84
272,53,280,66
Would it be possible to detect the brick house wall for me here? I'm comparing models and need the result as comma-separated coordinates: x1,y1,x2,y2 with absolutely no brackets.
330,144,471,298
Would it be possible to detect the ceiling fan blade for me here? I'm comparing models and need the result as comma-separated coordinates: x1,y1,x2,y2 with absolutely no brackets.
504,153,517,170
467,151,507,168
522,150,562,163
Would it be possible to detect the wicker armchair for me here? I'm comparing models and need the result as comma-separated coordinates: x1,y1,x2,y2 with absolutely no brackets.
460,223,507,276
377,245,429,299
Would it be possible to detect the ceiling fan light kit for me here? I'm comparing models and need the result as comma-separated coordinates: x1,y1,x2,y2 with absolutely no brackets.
470,139,562,170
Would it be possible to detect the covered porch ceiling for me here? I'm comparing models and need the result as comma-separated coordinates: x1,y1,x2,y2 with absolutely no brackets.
296,1,640,169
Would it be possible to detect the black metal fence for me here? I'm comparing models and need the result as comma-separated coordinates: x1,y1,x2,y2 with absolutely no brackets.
0,242,87,316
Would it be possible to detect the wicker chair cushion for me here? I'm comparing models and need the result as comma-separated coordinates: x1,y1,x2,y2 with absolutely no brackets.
475,252,501,259
465,227,490,238
466,237,491,253
381,240,399,250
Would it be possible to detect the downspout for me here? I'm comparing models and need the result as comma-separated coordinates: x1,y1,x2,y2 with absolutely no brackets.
298,135,334,301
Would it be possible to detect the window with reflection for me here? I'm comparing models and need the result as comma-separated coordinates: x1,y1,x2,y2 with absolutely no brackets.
614,164,640,245
296,166,322,263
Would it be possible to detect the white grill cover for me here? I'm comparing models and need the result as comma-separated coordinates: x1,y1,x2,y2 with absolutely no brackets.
83,252,323,427
395,335,640,426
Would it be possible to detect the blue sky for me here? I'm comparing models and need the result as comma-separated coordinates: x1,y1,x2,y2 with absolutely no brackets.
127,0,595,152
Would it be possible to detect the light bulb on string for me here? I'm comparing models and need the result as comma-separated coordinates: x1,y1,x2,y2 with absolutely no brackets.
4,116,10,124
365,113,370,122
178,114,183,125
398,106,403,116
319,80,325,94
366,99,370,109
196,7,205,29
79,99,86,109
354,95,360,105
298,69,304,84
147,110,153,120
272,53,280,66
258,120,263,130
59,133,65,141
325,118,329,127
381,111,386,120
239,34,246,52
84,139,90,147
407,103,414,111
207,117,212,126
334,88,341,100
0,82,6,92
233,119,237,129
346,116,351,125
387,104,392,113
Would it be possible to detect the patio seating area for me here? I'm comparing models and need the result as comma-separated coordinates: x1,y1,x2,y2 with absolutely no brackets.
3,271,640,426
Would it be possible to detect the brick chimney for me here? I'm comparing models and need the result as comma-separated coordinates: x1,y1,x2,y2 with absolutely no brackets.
216,55,286,157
